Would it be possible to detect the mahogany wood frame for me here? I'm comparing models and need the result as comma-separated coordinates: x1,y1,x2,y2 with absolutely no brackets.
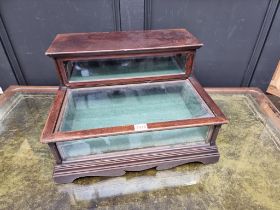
54,50,195,88
46,29,201,88
41,77,227,144
39,29,230,183
38,76,228,183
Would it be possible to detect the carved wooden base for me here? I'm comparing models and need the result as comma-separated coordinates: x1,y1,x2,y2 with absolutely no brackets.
53,145,219,184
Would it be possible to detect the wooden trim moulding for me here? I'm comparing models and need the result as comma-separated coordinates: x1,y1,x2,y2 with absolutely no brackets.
40,87,67,143
40,77,228,144
189,77,228,120
53,144,219,183
0,85,58,106
54,50,193,88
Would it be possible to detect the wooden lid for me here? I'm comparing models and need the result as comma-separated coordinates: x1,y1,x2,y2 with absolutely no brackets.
46,29,203,57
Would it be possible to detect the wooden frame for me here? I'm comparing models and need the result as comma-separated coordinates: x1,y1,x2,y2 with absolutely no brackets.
45,29,203,57
41,77,227,144
46,29,201,88
53,50,196,88
0,85,58,106
39,29,229,183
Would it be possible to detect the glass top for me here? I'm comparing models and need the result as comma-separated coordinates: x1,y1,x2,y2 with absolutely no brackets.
0,88,279,209
59,80,214,132
64,54,186,83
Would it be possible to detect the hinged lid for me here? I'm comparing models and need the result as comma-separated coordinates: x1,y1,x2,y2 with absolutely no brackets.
46,29,203,88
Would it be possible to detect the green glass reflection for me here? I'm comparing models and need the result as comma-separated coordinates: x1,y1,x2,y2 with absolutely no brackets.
57,126,210,161
59,81,214,131
65,55,186,82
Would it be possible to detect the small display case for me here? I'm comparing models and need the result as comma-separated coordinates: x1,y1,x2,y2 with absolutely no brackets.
41,29,228,183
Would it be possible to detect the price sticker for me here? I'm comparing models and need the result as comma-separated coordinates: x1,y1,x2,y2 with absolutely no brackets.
134,124,148,131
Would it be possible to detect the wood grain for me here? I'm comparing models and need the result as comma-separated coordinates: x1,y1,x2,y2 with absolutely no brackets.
53,145,219,184
46,29,203,57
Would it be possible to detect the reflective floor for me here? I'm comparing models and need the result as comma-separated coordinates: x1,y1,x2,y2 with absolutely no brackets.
0,89,279,209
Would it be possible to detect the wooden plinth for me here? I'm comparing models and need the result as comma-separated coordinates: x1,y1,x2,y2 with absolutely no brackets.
53,145,219,184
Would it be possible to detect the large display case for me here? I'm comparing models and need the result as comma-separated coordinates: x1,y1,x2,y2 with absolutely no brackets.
41,29,228,183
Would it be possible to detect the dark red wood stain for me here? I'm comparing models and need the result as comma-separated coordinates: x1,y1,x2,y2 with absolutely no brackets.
40,29,228,183
46,29,203,57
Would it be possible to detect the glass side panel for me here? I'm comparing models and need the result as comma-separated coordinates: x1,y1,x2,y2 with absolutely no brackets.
64,54,186,82
59,80,214,132
57,126,211,161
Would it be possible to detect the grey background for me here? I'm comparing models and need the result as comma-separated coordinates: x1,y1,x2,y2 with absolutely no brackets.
0,0,279,91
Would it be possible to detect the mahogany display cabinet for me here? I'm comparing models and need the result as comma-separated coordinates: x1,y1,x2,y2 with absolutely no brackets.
41,29,228,184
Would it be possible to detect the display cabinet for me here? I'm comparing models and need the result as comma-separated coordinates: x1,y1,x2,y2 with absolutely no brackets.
41,29,228,183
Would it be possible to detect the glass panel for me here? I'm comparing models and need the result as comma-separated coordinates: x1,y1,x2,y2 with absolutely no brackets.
57,126,211,161
59,80,214,132
64,54,186,82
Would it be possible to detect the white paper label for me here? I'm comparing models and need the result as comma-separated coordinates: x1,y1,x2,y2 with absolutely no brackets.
134,124,148,131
